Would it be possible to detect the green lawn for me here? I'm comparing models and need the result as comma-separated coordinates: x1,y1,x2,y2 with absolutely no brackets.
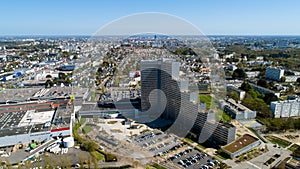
288,144,300,152
152,163,167,169
79,118,86,125
265,136,291,148
197,144,206,150
215,109,231,122
82,125,92,134
199,94,212,109
184,138,194,143
247,127,267,143
91,151,105,161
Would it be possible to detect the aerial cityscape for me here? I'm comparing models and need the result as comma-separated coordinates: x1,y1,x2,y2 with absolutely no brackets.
1,1,300,169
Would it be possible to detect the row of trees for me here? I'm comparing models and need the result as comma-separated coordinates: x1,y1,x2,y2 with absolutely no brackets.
45,73,72,88
260,118,300,132
239,82,278,118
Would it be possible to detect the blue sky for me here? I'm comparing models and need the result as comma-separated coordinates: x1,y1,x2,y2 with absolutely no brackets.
1,0,300,35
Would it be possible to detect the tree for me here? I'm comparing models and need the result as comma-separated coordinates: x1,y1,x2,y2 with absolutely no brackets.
264,93,278,105
297,78,300,85
257,79,269,88
227,91,239,100
280,76,286,82
61,51,69,58
58,72,67,80
240,82,252,92
65,78,72,85
45,80,54,88
232,68,247,79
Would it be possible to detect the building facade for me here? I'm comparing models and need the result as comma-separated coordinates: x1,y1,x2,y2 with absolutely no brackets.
249,83,280,97
194,111,236,146
270,99,300,118
220,98,256,119
266,67,284,81
141,59,182,121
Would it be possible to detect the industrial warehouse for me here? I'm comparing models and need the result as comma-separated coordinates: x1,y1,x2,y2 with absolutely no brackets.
0,100,73,148
0,87,88,148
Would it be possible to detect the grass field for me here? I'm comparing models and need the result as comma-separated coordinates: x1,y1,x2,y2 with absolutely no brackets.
199,94,212,109
184,137,194,143
288,144,300,152
215,109,231,122
247,127,267,143
152,163,167,169
91,151,105,161
79,118,86,125
265,136,291,148
82,125,93,134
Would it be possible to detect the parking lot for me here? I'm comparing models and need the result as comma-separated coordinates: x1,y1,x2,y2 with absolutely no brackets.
169,148,219,169
134,132,220,169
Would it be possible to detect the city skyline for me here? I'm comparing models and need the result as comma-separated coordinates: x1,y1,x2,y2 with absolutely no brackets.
1,0,300,35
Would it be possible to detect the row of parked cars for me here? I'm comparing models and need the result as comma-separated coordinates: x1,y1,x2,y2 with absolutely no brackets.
178,154,219,168
134,131,156,142
149,141,173,152
155,142,187,157
167,148,193,161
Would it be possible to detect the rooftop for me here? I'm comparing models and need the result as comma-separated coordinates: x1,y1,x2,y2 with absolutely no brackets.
271,98,300,104
0,88,41,102
222,134,259,153
223,98,253,113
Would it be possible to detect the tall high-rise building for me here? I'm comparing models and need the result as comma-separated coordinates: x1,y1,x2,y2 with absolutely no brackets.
141,59,182,120
141,59,236,145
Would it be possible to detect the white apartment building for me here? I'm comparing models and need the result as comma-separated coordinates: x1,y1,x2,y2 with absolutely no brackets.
271,99,300,118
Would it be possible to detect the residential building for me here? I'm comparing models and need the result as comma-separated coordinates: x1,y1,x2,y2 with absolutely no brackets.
270,99,300,118
141,59,236,145
285,75,300,82
209,122,236,145
265,67,284,81
218,98,256,119
141,59,182,121
249,83,280,97
194,111,236,146
226,85,246,100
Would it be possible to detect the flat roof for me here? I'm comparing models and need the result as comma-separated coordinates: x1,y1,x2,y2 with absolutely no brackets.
0,100,70,137
224,98,253,113
222,134,259,153
0,111,26,129
0,88,41,102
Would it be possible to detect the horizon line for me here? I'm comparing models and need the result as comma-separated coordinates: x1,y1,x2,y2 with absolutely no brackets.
1,34,300,37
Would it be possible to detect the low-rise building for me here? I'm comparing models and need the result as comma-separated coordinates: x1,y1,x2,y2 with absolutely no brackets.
219,98,256,120
249,83,280,97
0,100,73,148
221,134,260,158
285,75,300,82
